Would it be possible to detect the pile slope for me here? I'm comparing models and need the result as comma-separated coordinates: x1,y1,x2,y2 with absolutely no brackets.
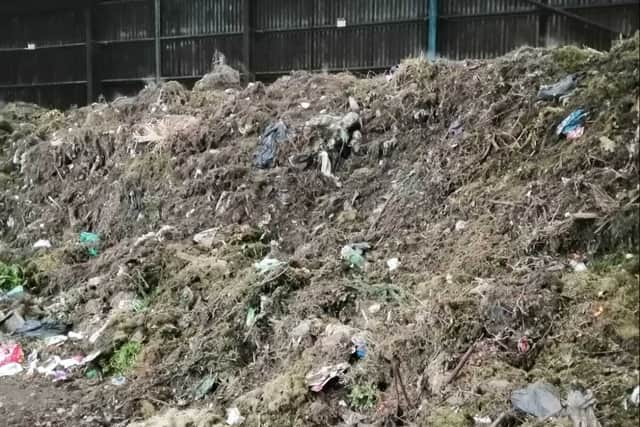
0,36,638,426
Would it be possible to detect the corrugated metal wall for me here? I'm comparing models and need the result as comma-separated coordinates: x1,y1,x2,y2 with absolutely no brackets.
253,0,427,74
0,0,637,109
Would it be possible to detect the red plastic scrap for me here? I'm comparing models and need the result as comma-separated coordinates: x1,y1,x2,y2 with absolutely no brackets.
0,342,24,366
517,336,530,353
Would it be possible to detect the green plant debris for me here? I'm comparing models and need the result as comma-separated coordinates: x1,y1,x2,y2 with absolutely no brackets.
348,383,378,410
0,262,24,291
105,341,142,375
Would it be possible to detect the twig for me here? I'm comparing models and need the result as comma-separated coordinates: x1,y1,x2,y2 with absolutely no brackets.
145,396,170,407
367,193,394,236
48,195,63,211
489,199,520,206
256,266,289,288
392,356,414,409
446,339,478,385
489,411,512,427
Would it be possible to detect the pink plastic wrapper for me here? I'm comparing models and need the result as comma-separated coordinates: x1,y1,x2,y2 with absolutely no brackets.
0,342,24,366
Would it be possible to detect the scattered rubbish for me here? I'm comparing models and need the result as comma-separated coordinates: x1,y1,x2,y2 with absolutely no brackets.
351,336,367,359
253,121,287,169
193,375,217,400
192,228,221,248
628,385,640,408
80,232,100,257
341,244,366,269
448,119,464,138
304,111,361,146
300,102,311,109
33,239,52,249
111,375,127,386
455,220,468,231
26,350,38,375
305,362,350,392
473,415,493,425
52,370,69,382
81,350,102,365
319,150,341,186
348,96,360,112
384,65,399,81
225,407,245,425
511,381,563,419
245,307,257,328
413,109,429,122
68,331,84,340
517,336,530,353
556,109,587,140
35,355,83,379
254,257,286,275
592,304,604,317
0,342,23,366
44,335,68,347
570,259,588,272
0,285,25,302
13,319,70,338
566,386,602,427
386,258,400,272
537,74,578,101
0,362,23,377
368,303,382,314
85,368,99,380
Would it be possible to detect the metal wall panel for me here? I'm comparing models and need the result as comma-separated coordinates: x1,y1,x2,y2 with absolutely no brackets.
253,0,428,75
161,0,242,35
0,84,86,109
162,36,243,77
95,0,153,41
1,0,638,109
0,8,85,49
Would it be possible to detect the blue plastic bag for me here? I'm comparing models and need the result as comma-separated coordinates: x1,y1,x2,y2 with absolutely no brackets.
556,109,587,139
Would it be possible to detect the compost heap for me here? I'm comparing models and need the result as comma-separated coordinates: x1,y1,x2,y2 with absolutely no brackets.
0,36,638,427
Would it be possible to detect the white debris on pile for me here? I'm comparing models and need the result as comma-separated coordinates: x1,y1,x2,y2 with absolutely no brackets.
386,258,400,271
225,407,245,426
33,239,52,249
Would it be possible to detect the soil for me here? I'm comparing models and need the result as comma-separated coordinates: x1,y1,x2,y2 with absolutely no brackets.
0,35,639,426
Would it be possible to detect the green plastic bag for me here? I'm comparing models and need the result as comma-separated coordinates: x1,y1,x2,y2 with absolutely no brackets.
80,232,100,257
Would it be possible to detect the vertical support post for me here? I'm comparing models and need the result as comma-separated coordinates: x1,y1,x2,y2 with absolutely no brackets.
154,0,161,83
427,0,438,60
538,0,549,47
85,4,94,104
242,0,253,81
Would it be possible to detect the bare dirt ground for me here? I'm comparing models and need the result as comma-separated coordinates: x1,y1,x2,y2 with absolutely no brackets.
0,35,638,426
